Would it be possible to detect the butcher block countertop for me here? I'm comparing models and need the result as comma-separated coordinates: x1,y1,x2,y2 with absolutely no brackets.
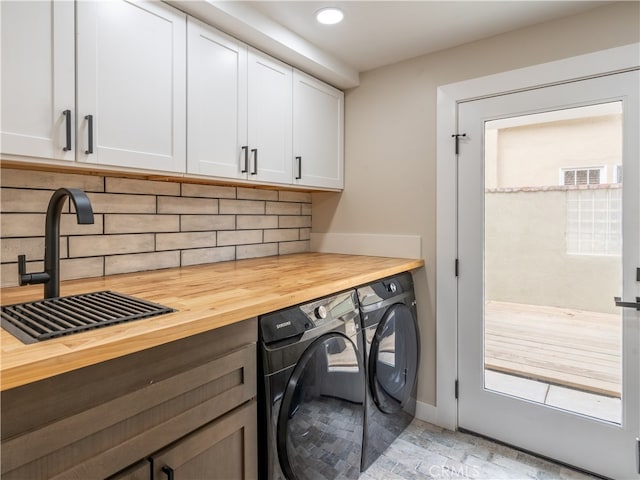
0,253,424,391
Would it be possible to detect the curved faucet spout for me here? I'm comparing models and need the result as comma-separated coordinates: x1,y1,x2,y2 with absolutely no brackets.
18,188,95,299
44,188,94,298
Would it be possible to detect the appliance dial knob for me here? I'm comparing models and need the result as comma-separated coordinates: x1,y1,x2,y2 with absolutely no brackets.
314,305,328,320
387,282,397,293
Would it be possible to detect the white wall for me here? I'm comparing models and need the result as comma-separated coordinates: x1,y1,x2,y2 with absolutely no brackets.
312,2,640,407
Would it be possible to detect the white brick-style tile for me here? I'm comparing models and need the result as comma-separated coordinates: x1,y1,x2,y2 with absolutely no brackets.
219,199,265,215
61,257,104,281
217,229,262,246
237,215,278,230
236,243,278,260
1,188,58,213
86,193,156,214
156,231,216,251
279,190,311,203
69,234,154,257
105,251,180,276
105,177,180,196
0,168,104,191
181,246,236,266
266,201,301,215
182,183,236,199
1,168,312,281
237,187,278,201
279,215,312,228
105,214,179,234
0,213,45,237
180,215,235,232
278,240,310,255
264,229,299,243
157,196,218,215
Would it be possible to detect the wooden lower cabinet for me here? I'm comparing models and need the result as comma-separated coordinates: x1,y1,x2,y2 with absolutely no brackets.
110,401,257,480
152,400,257,480
1,319,257,480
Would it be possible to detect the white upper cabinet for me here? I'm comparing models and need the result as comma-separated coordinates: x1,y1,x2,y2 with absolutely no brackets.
1,0,75,161
293,70,344,189
187,18,248,179
2,1,343,190
76,0,186,172
247,49,293,185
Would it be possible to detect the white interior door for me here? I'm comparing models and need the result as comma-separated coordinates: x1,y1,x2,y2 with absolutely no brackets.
457,70,639,478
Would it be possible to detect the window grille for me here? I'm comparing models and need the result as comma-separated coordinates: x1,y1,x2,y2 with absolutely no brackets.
562,167,603,186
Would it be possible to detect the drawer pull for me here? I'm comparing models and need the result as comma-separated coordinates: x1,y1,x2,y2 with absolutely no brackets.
161,465,175,480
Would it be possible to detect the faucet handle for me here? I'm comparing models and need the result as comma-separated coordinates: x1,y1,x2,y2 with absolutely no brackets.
17,255,50,286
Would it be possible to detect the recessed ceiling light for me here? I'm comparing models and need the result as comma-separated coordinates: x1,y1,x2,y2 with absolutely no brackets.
315,7,344,25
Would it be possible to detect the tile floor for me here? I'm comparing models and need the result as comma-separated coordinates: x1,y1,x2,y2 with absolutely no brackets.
485,371,621,424
363,419,598,480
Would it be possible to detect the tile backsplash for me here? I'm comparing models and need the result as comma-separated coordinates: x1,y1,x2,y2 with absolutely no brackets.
0,168,311,287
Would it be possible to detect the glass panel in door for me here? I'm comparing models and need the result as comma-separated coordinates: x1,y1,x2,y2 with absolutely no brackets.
484,102,622,423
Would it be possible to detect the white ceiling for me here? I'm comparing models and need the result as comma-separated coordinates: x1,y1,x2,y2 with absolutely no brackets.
171,1,608,88
245,1,606,73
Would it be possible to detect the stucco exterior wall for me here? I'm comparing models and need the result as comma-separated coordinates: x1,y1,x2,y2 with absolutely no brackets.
485,189,621,314
486,112,622,189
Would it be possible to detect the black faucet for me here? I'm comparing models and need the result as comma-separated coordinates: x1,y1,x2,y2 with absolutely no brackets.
18,187,94,298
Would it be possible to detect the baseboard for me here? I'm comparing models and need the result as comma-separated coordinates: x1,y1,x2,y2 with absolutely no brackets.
415,400,439,425
310,233,421,258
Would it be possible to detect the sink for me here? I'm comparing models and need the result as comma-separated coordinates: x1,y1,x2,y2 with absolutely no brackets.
1,291,174,344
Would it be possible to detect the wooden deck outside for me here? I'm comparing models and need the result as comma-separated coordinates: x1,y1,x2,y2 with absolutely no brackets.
484,301,621,397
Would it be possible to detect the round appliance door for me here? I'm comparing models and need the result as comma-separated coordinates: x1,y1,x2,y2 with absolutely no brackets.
369,303,419,414
277,333,365,480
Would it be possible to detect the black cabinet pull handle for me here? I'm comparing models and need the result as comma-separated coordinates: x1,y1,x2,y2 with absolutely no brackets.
295,156,302,179
85,115,93,154
251,148,258,175
62,110,72,151
161,465,174,480
241,145,248,173
614,296,640,311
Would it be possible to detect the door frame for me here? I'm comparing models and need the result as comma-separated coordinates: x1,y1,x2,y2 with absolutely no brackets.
434,43,640,431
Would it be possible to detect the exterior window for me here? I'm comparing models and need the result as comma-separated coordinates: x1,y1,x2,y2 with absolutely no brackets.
561,167,604,186
566,188,621,255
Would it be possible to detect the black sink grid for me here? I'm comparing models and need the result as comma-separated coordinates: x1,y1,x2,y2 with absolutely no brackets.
1,291,174,344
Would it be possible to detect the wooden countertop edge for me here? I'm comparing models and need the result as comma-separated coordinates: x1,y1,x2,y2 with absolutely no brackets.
1,254,425,391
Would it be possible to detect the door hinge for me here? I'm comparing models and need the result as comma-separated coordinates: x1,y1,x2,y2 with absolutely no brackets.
451,133,466,155
455,379,459,399
455,259,459,277
636,437,640,474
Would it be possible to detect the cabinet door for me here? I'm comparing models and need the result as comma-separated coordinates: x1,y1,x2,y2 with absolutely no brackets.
247,49,293,185
1,0,75,161
152,401,257,480
76,0,186,172
293,71,344,189
187,18,248,179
